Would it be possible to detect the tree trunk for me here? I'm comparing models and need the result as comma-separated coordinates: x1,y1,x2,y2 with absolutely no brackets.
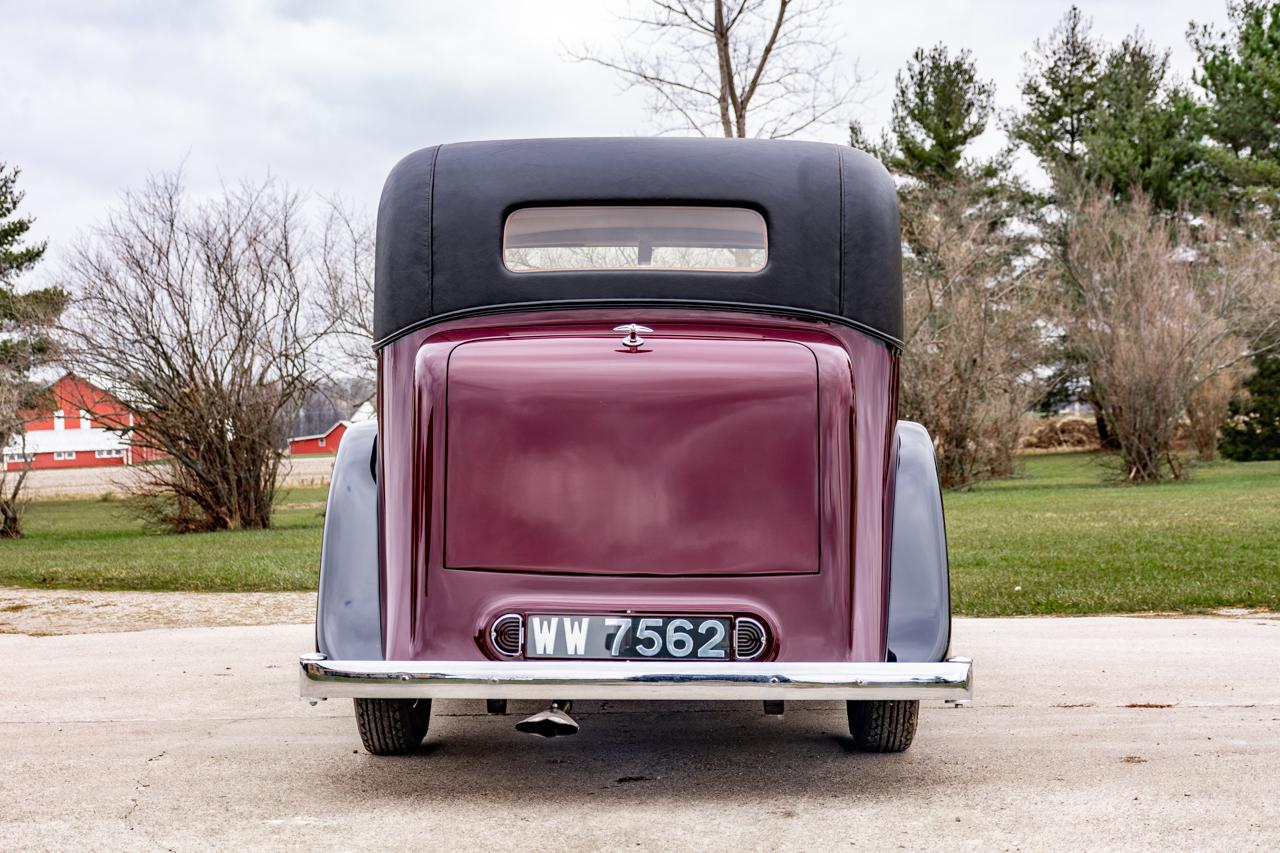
0,499,22,539
1092,405,1120,450
0,469,28,538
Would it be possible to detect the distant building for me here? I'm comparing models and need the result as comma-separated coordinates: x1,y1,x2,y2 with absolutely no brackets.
288,421,350,456
2,374,149,470
287,401,373,457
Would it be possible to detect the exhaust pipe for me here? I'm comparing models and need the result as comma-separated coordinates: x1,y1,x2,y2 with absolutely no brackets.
515,701,579,738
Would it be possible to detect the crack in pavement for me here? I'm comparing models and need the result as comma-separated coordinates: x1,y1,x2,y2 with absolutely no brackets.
123,749,174,852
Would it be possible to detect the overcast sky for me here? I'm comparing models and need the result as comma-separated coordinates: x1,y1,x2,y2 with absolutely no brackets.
2,0,1232,257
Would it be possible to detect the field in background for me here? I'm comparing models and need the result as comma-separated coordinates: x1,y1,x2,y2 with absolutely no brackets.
947,453,1280,615
0,487,327,591
1,453,1277,615
11,455,337,498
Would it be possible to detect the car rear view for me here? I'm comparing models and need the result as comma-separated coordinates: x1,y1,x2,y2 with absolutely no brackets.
302,137,971,756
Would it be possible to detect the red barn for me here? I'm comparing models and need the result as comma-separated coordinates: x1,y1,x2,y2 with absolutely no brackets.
288,401,373,457
2,374,146,471
289,421,350,456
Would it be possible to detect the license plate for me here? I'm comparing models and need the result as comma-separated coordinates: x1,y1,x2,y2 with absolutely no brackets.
525,614,731,660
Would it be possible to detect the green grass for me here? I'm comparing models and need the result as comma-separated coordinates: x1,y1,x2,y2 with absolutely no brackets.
0,488,327,591
1,454,1277,615
947,453,1280,615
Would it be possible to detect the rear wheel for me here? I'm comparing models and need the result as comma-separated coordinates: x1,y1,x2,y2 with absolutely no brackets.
354,698,432,755
846,700,918,752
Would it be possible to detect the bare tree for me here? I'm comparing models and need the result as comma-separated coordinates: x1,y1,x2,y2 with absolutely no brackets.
1186,344,1252,461
1056,189,1280,482
59,173,331,532
318,202,376,386
898,179,1047,489
576,0,860,138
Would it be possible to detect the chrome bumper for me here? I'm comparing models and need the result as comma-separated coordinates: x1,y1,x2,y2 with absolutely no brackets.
299,654,973,702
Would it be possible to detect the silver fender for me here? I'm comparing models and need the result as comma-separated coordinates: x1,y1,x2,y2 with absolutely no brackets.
315,420,382,659
886,420,952,663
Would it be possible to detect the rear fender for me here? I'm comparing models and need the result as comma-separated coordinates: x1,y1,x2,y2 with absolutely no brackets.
886,420,951,663
316,420,382,659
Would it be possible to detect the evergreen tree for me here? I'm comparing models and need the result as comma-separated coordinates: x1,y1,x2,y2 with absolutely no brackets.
1189,1,1280,212
1220,353,1280,461
1009,6,1103,169
0,169,47,285
1013,9,1207,211
851,43,1026,219
0,163,63,538
1086,35,1208,210
854,44,996,185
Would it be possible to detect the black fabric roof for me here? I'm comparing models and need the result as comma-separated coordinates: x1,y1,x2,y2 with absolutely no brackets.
373,137,902,347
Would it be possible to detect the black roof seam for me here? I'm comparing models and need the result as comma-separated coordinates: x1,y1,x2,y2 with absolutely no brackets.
427,144,440,317
837,145,845,316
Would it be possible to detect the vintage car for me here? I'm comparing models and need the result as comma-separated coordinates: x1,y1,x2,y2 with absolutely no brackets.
300,137,972,755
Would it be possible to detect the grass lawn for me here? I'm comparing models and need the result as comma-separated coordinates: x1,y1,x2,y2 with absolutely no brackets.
0,453,1276,615
947,453,1280,615
0,488,327,591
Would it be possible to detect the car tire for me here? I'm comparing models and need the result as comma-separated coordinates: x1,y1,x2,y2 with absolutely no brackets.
846,700,918,752
354,698,432,755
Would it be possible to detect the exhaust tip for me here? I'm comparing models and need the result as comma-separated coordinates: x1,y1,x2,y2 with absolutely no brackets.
515,702,579,738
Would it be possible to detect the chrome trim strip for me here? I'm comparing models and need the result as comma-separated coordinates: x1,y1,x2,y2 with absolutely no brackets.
299,654,973,702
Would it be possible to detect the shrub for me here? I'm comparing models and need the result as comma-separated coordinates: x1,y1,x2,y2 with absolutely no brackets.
1221,352,1280,462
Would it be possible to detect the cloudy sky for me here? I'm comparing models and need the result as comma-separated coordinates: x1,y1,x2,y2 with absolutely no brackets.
3,0,1231,256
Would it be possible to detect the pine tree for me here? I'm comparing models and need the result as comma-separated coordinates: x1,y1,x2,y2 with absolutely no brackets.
1009,6,1103,168
1190,1,1280,212
1086,35,1208,210
1013,9,1207,211
1220,353,1280,461
856,44,996,185
0,162,63,538
0,169,47,285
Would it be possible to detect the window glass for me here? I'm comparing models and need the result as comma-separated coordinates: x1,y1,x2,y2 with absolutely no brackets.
503,206,766,273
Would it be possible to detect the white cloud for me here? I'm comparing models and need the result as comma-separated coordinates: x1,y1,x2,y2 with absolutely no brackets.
0,0,1231,255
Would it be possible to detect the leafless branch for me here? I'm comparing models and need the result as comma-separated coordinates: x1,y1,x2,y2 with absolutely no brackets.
898,180,1049,488
317,199,376,383
1054,189,1280,481
573,0,861,139
57,171,334,531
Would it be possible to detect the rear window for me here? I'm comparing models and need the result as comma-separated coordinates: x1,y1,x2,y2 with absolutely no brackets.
503,206,767,273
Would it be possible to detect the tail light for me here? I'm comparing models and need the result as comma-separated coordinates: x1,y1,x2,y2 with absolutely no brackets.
490,614,524,657
734,616,767,660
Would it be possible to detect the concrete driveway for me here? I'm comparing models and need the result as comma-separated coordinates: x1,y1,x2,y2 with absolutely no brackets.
2,616,1277,851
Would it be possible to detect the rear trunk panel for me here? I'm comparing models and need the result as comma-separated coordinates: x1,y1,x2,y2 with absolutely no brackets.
377,309,896,663
443,336,819,576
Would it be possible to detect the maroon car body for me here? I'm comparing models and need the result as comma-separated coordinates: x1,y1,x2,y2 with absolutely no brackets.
301,138,971,755
378,309,895,663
